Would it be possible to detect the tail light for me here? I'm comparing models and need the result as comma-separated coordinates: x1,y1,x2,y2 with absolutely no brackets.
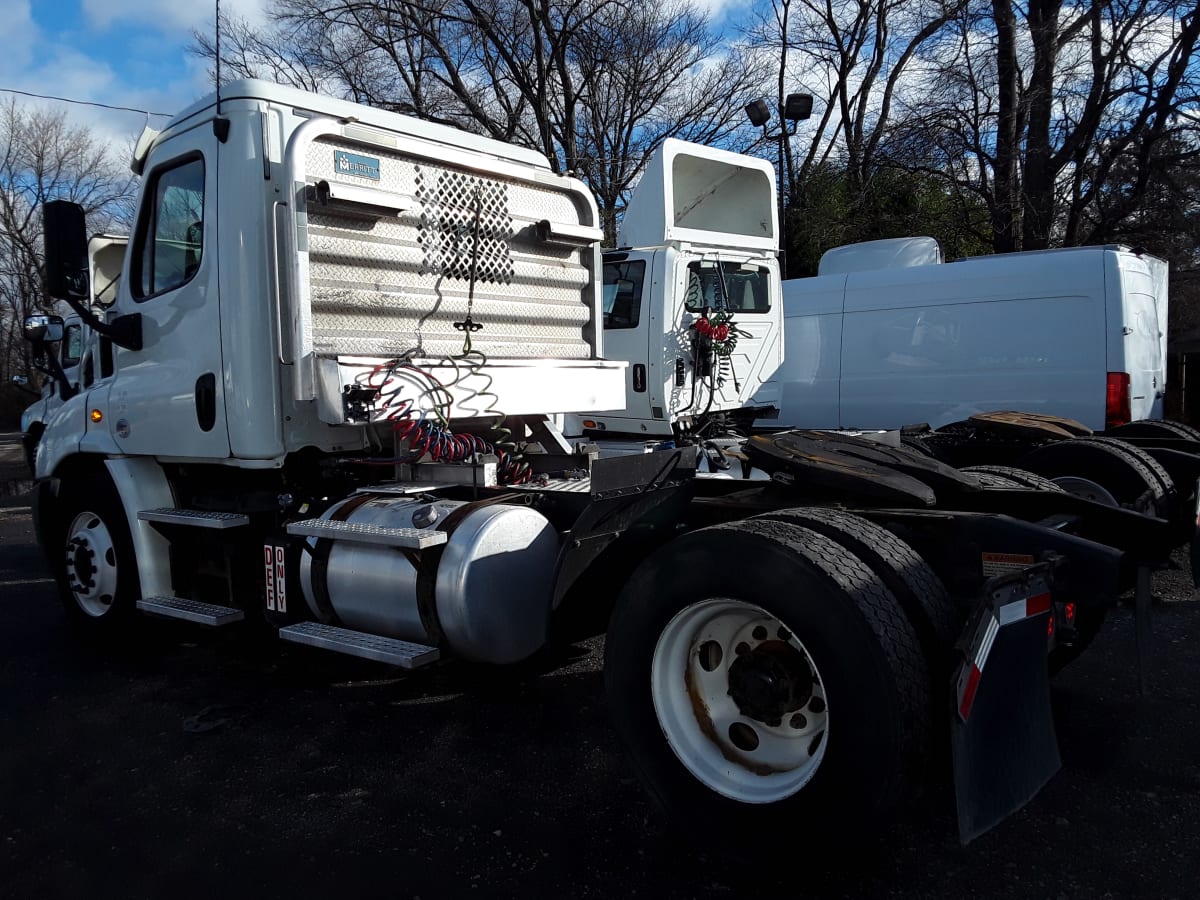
1106,372,1131,429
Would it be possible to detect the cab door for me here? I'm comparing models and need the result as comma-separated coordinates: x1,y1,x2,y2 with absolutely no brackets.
588,250,657,430
107,121,229,458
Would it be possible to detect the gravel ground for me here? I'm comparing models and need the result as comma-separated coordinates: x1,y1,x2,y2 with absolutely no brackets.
1,467,1198,898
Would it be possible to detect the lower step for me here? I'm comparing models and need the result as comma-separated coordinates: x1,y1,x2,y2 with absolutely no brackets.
137,596,245,626
278,622,440,669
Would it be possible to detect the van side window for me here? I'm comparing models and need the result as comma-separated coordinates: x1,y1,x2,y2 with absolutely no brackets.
132,157,205,299
61,323,83,367
602,260,646,329
685,260,771,314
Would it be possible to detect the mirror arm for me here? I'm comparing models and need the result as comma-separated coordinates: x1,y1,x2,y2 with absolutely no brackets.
27,337,77,401
58,295,143,352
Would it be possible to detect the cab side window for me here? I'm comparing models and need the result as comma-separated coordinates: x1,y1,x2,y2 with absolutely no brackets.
61,323,83,368
602,260,645,329
132,157,205,300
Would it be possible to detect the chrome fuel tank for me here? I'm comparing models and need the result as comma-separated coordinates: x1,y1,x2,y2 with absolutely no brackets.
298,495,560,664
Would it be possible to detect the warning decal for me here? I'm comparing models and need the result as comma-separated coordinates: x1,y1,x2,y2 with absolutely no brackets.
264,544,288,614
981,552,1035,577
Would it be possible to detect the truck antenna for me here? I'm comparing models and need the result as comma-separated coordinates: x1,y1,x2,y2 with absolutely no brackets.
215,0,222,115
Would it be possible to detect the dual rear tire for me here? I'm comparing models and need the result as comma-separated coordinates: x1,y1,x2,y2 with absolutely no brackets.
605,514,936,844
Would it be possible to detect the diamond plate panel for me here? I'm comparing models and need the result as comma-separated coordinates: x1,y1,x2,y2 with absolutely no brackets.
417,170,514,284
302,137,596,362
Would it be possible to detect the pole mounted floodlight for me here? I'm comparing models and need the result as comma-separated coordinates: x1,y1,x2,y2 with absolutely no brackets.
743,93,815,277
784,93,813,122
744,99,771,128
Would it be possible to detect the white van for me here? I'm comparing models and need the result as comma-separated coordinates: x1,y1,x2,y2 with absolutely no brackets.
754,238,1168,431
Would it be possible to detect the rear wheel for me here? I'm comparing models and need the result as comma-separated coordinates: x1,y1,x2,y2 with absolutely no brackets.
50,474,140,629
605,518,931,846
1106,419,1200,442
752,507,960,653
1019,437,1172,517
960,465,1067,493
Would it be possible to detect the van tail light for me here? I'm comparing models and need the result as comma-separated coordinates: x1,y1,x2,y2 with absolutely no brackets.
1106,372,1131,429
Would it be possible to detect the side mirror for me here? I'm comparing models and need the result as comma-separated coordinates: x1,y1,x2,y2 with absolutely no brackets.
23,314,65,343
43,200,90,301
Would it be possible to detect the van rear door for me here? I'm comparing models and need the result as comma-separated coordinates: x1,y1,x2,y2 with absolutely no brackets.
1109,251,1168,422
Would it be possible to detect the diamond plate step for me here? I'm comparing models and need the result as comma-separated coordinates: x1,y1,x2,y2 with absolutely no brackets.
137,596,245,626
278,622,440,668
139,508,250,529
287,518,447,549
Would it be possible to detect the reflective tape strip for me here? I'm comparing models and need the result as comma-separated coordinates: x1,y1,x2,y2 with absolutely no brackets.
957,615,999,721
998,591,1051,625
958,664,983,720
973,614,1000,670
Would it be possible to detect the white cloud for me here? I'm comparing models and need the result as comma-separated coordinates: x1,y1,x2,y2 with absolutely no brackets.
80,0,266,33
691,0,757,23
5,0,38,74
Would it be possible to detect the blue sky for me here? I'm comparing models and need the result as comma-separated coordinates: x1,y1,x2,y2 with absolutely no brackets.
7,0,747,147
4,0,265,143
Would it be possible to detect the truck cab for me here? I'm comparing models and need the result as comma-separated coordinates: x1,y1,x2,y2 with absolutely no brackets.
36,79,625,479
563,140,785,439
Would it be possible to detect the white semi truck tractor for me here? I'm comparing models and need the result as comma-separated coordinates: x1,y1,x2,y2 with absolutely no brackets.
25,79,1195,847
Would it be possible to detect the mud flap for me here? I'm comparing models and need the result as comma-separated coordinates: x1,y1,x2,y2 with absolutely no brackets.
951,569,1061,844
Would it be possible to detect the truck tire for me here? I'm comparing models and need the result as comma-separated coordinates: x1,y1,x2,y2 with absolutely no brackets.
960,465,1067,493
964,470,1025,489
604,518,931,847
1106,419,1200,442
752,507,961,656
1019,437,1171,517
49,473,140,629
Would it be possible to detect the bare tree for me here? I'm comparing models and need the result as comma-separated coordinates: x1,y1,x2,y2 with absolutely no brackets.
0,100,135,415
747,0,966,191
896,0,1200,252
194,0,769,243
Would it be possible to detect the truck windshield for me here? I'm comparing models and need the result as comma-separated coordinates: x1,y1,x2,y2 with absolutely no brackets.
684,260,771,314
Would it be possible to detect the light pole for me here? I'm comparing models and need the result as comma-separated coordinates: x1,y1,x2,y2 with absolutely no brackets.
745,93,813,277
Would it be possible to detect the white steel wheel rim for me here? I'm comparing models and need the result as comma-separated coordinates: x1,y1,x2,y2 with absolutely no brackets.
1051,475,1119,508
651,598,829,804
64,510,119,617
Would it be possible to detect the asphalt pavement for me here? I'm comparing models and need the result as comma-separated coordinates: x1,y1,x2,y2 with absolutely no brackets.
1,447,1198,898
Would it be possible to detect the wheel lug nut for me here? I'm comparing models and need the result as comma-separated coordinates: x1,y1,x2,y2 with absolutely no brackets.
735,642,751,656
790,713,807,729
809,696,826,714
752,625,768,641
777,627,792,641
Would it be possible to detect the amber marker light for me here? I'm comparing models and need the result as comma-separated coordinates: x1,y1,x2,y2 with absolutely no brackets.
90,409,103,423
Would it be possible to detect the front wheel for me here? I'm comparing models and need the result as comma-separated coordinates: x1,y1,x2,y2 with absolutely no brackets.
50,474,140,629
605,518,931,846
